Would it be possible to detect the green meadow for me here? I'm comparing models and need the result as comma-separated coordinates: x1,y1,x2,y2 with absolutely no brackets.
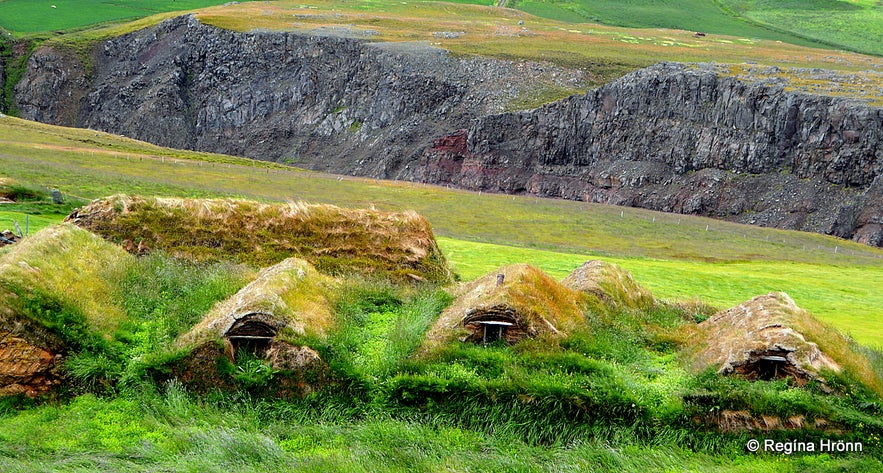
0,0,255,35
0,211,58,235
510,0,883,55
514,0,816,44
718,0,883,56
3,0,881,59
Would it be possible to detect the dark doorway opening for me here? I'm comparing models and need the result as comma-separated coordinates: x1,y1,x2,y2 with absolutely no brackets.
463,305,522,345
733,349,803,383
479,320,513,344
226,314,278,359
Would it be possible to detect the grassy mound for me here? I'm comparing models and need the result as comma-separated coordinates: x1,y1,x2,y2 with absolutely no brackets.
0,224,133,340
562,260,655,310
423,264,584,349
178,257,335,350
0,224,134,395
66,195,452,283
175,257,336,393
684,292,883,396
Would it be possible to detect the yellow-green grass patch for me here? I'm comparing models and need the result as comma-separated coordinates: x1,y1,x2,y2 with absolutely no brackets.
68,195,451,283
192,0,883,75
3,116,881,268
0,224,134,338
714,63,883,106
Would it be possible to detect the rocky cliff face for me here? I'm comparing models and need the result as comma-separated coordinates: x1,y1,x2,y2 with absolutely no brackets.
14,15,582,177
12,19,883,246
0,41,6,112
405,63,883,245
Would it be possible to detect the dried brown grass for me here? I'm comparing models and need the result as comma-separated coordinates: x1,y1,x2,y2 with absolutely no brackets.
66,195,451,283
177,257,335,349
422,263,584,350
683,292,883,395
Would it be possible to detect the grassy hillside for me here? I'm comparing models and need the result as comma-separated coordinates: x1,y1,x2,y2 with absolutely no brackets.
194,0,883,74
0,0,256,36
0,259,880,472
2,115,882,347
719,0,883,56
514,0,815,43
511,0,883,56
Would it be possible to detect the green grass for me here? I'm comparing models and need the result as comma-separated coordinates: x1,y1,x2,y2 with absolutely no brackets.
516,0,818,44
2,278,881,471
1,249,882,471
511,0,883,56
438,238,883,347
719,0,883,56
1,2,882,470
3,0,880,60
0,0,257,35
1,388,877,472
0,211,56,236
68,195,451,283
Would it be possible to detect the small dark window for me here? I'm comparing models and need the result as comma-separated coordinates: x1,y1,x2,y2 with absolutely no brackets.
479,321,513,345
226,315,277,359
755,355,788,380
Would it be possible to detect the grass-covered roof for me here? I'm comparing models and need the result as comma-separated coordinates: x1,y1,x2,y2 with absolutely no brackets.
562,260,655,310
0,224,135,395
684,292,883,395
177,257,335,350
423,264,584,349
66,195,452,283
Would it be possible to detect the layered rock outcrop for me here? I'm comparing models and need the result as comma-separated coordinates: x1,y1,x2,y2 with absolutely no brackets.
407,63,883,244
0,322,64,397
0,44,5,110
14,15,581,178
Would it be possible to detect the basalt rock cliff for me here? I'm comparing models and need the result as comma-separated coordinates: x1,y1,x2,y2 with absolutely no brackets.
13,15,582,177
0,49,5,108
11,16,883,246
407,63,883,246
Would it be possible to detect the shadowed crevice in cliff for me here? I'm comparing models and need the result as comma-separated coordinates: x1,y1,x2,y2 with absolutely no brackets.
406,63,883,246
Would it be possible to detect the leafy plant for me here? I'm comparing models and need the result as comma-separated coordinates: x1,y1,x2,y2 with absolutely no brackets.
233,353,276,389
